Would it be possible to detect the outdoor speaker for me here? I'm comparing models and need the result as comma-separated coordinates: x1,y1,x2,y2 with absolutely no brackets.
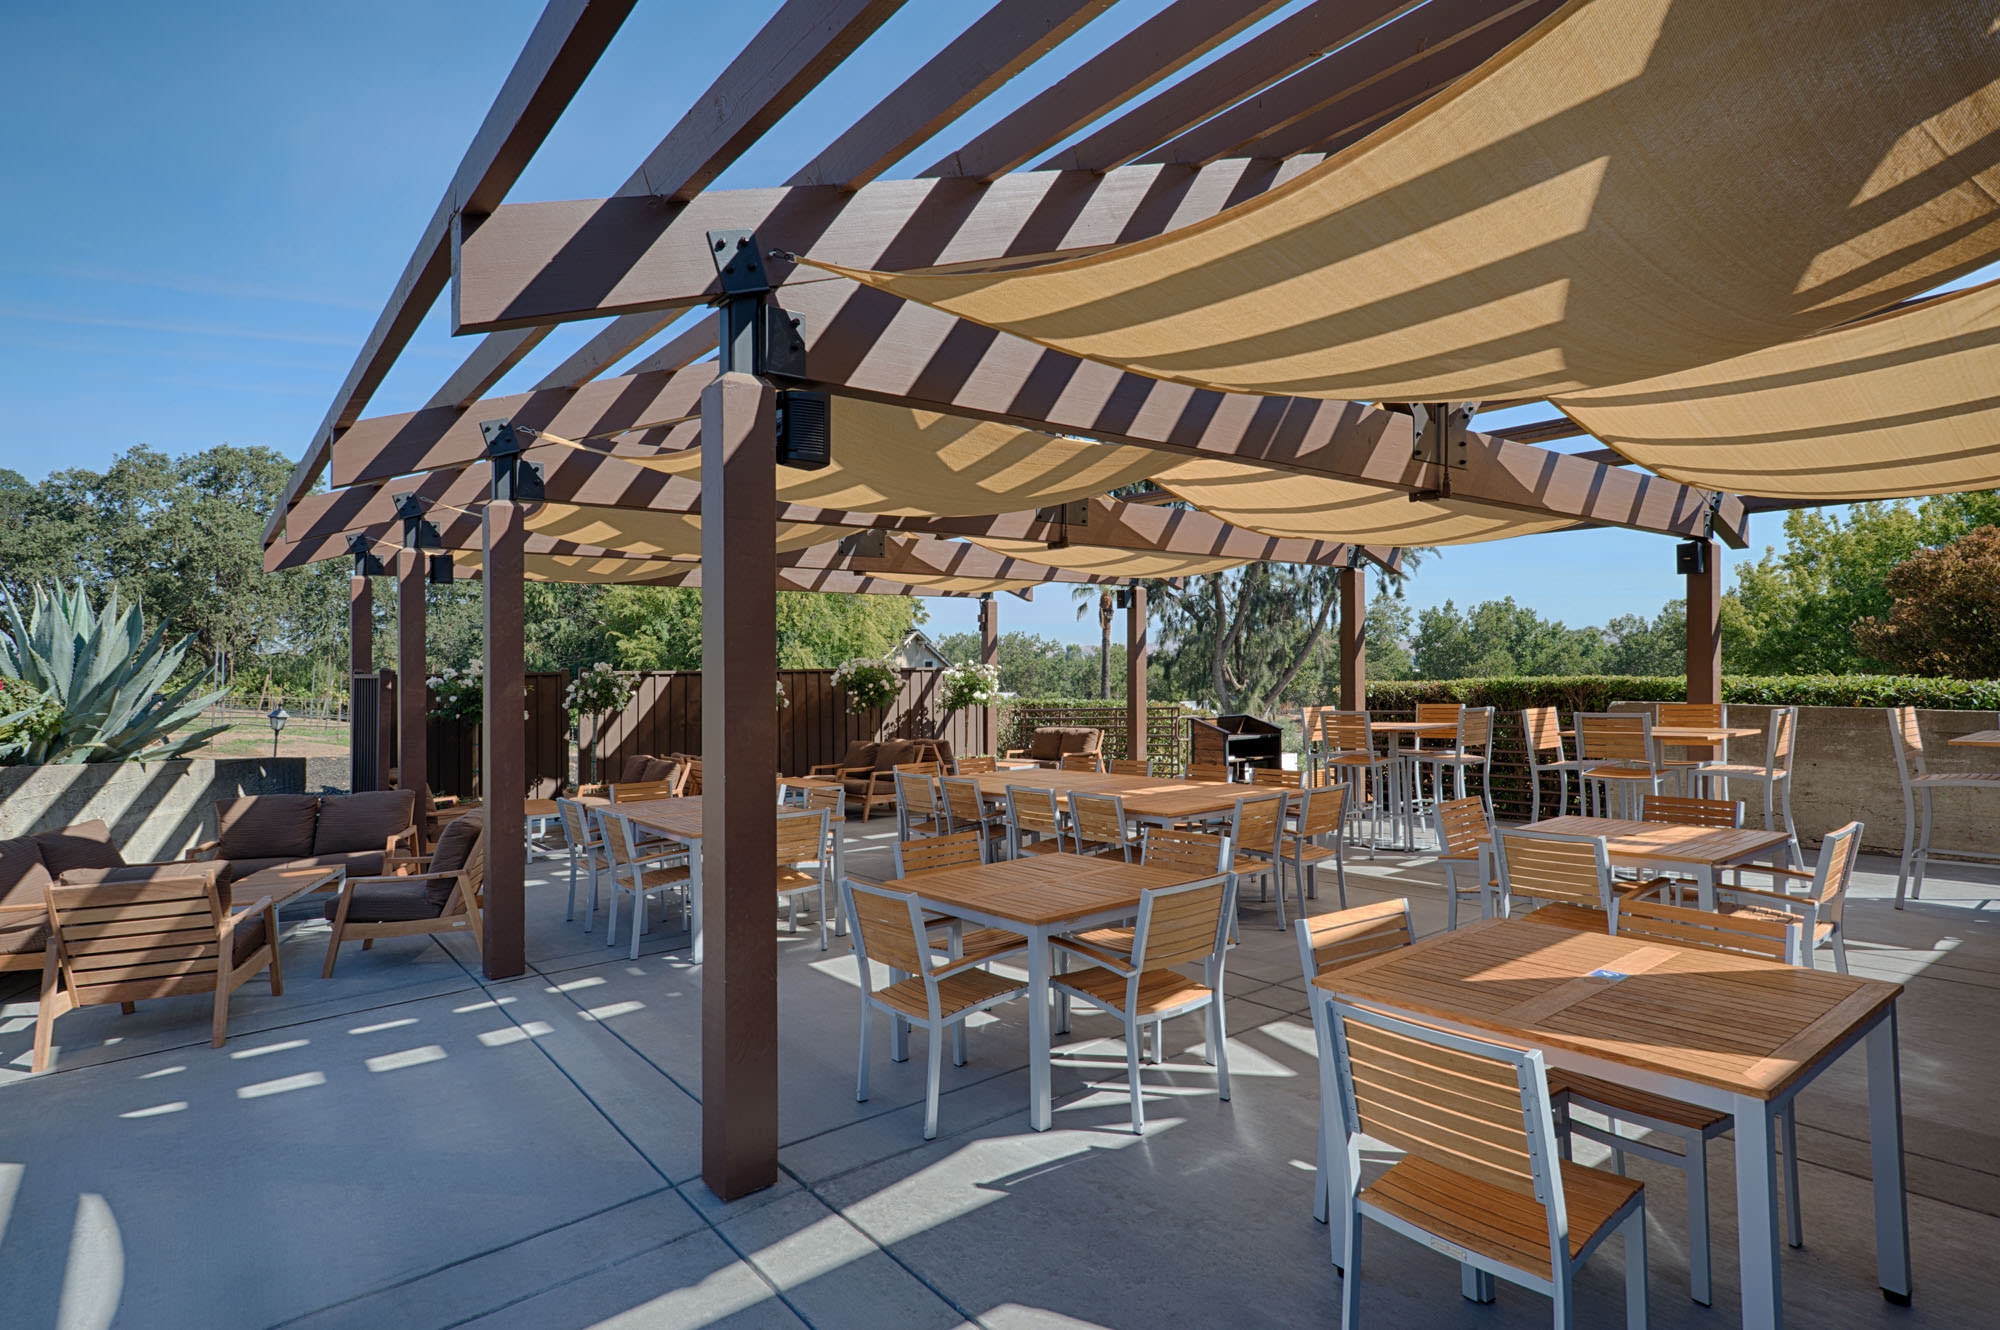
776,389,831,470
1675,539,1709,575
427,554,455,584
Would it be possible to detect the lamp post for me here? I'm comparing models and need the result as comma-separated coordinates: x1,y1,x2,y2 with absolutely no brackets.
267,707,289,758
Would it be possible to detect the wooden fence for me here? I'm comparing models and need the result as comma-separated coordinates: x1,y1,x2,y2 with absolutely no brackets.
418,670,570,798
998,703,1202,769
593,669,986,779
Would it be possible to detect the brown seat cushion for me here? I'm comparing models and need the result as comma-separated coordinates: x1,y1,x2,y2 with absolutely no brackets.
32,821,126,877
217,795,320,860
841,775,876,798
0,914,49,956
220,851,385,887
639,757,680,783
1028,729,1066,761
837,740,879,772
874,738,919,771
324,880,443,924
313,789,415,856
0,834,53,912
425,814,483,908
618,754,655,783
1058,727,1101,755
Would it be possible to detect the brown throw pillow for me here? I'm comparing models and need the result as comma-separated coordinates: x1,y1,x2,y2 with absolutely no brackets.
313,789,415,856
0,835,53,911
639,757,679,783
426,813,483,909
1060,728,1100,755
32,821,125,877
838,740,878,772
619,754,653,784
1028,729,1064,761
873,739,917,771
217,795,319,860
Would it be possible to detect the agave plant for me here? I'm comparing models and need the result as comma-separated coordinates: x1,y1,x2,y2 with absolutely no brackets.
0,582,228,765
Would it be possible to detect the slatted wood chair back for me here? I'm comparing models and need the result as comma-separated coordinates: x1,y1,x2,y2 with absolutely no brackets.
1186,763,1233,783
1067,792,1128,849
1131,877,1230,971
803,784,844,819
1436,795,1490,858
775,811,827,868
1656,702,1724,729
1141,827,1228,875
1888,705,1927,779
1808,820,1863,931
895,829,983,877
1576,711,1651,764
1005,785,1064,840
939,777,987,831
1294,783,1346,838
458,826,489,908
1298,898,1415,977
1317,710,1372,754
1497,828,1614,911
956,755,997,774
1455,706,1494,750
46,875,229,1008
1640,794,1743,828
558,797,599,849
679,759,702,796
1768,704,1798,769
896,770,942,820
1232,793,1285,859
598,811,653,868
1059,751,1103,773
1107,758,1152,777
1415,702,1463,725
1521,705,1564,755
896,760,944,778
1249,767,1301,789
846,881,931,979
612,770,683,801
1613,897,1797,962
1331,1002,1548,1200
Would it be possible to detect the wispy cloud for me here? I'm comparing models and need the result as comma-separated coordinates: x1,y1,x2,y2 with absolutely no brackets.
0,262,378,312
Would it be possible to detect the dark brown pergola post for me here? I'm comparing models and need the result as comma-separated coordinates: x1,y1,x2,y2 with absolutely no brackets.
1686,537,1721,704
348,567,375,790
481,500,527,980
1125,584,1148,762
396,549,428,801
1338,564,1367,711
699,370,780,1200
979,593,999,756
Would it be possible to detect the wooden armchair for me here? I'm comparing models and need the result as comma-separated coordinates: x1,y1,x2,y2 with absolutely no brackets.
321,815,485,977
33,865,275,1072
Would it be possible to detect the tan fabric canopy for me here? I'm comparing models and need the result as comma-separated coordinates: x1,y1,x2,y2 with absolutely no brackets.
1563,280,2000,500
1152,459,1571,544
965,535,1247,578
523,503,840,557
628,397,1166,516
802,0,2000,401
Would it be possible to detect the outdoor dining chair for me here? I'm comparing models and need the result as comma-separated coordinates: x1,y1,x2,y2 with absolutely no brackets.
892,830,1034,976
1407,704,1495,838
1059,828,1229,977
556,796,610,927
1885,705,2000,906
1574,711,1662,818
1275,783,1348,921
1053,869,1235,1134
1655,701,1730,794
894,769,947,841
1068,791,1139,861
774,809,836,950
1521,705,1586,821
1186,763,1234,782
939,776,1005,860
1003,785,1067,858
1294,898,1415,1222
1704,705,1801,868
1323,1000,1648,1330
1492,826,1640,920
595,809,692,958
955,754,997,774
34,867,277,1072
1059,751,1104,773
1226,791,1286,929
1315,710,1403,852
1717,819,1863,973
844,877,1028,1140
1434,795,1494,930
1107,757,1153,777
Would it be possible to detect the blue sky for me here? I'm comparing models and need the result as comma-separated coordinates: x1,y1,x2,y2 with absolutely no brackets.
2,2,1987,649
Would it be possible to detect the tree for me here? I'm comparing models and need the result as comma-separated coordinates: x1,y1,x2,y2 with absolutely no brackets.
1070,586,1116,697
596,586,920,671
1153,565,1340,713
1411,598,1605,679
1601,599,1686,676
937,629,1122,697
1853,526,2000,677
1364,591,1415,680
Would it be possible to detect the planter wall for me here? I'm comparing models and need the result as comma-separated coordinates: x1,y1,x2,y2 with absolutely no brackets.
0,758,308,862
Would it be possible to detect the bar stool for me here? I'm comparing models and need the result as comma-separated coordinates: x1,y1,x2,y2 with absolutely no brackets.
1702,705,1801,869
1407,706,1495,845
1521,706,1585,820
1656,701,1729,795
1574,711,1661,819
1885,706,2000,907
1314,710,1404,852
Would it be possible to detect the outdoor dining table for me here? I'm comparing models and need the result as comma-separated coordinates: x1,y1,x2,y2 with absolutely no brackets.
1486,814,1793,910
613,795,707,959
965,766,1246,828
885,850,1209,1132
1313,916,1909,1329
1946,729,2000,748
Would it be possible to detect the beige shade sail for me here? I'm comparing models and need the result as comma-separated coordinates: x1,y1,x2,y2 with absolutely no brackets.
626,397,1167,515
840,571,1041,594
965,536,1248,578
800,0,2000,401
522,503,841,556
1152,458,1571,544
1562,279,2000,500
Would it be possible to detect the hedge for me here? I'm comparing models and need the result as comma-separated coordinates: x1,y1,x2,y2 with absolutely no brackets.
1363,674,2000,712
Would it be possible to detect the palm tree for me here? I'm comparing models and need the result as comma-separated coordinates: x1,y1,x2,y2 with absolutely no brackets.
1071,586,1115,698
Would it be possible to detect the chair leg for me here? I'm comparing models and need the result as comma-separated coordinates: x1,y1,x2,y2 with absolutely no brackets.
924,1025,944,1140
1126,1022,1145,1134
1211,989,1231,1100
1624,1204,1649,1330
605,883,620,949
210,982,230,1049
856,1003,872,1102
32,947,64,1074
1915,791,1935,901
1338,1204,1363,1328
565,855,577,922
1895,783,1917,908
1445,864,1460,931
628,888,645,961
1780,775,1799,867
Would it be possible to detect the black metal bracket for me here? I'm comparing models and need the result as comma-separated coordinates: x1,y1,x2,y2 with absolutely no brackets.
1407,402,1478,501
708,229,772,296
836,529,887,560
393,492,441,550
481,418,545,501
347,534,386,577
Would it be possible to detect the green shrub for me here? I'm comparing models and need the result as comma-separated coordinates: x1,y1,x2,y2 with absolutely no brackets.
1363,674,2000,713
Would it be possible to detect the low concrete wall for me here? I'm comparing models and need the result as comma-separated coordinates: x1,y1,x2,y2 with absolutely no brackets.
0,758,308,862
1608,704,1999,857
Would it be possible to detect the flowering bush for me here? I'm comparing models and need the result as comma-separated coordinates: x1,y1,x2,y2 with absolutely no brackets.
428,662,483,724
776,678,790,709
939,660,1000,711
831,657,899,713
0,677,64,763
565,662,634,722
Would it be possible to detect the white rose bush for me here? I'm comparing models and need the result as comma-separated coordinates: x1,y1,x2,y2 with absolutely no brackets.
939,660,1000,711
831,657,899,713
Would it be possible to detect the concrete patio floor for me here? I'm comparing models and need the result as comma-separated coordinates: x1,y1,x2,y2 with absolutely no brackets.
2,821,1997,1329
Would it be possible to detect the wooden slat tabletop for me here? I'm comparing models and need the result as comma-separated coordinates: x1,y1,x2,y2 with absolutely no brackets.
1525,815,1790,866
886,852,1201,928
1366,720,1459,735
1316,918,1900,1098
967,767,1246,820
614,796,706,839
1651,725,1763,743
1947,729,2000,748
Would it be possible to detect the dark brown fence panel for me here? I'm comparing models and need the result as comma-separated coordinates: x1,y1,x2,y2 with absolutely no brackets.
425,670,569,798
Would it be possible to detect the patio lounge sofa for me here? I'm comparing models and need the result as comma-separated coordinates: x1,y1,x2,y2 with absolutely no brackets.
186,790,418,885
811,738,957,820
1005,726,1103,768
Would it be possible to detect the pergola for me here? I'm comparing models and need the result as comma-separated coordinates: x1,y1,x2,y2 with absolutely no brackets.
265,0,2000,1199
